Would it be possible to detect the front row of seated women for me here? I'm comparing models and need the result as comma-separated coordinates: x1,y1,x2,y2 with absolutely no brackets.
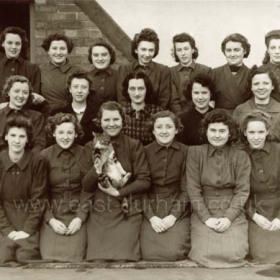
1,101,280,267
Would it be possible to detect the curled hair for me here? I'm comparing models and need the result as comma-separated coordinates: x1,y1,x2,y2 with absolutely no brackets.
41,33,74,53
3,115,33,149
199,109,240,145
122,71,154,104
45,113,84,145
263,30,280,64
88,38,116,65
0,26,28,59
239,110,272,144
185,73,216,102
221,33,251,58
131,28,159,59
172,33,198,62
2,75,32,107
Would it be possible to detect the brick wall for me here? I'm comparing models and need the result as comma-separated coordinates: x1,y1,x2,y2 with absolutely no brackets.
34,0,129,69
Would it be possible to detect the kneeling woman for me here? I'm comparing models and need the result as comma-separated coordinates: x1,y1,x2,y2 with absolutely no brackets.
187,109,251,268
140,111,191,261
40,113,89,262
240,110,280,263
0,115,47,264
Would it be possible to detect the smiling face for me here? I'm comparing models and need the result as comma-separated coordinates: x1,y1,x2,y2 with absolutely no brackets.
135,41,155,66
224,41,246,66
48,40,68,65
174,41,194,66
267,38,280,65
8,82,29,110
207,122,229,148
53,122,77,150
127,78,146,106
69,78,90,104
90,46,111,70
245,120,268,150
191,82,211,113
101,109,123,137
251,73,274,103
2,33,22,59
5,127,28,155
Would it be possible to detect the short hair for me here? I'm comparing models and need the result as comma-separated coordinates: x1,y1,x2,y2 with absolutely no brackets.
131,28,159,59
0,26,28,59
239,110,272,144
41,33,74,53
263,30,280,64
3,115,33,149
88,38,116,65
185,73,216,102
199,109,240,145
122,71,154,104
2,75,33,107
172,33,198,62
45,113,84,144
67,71,92,90
221,33,251,58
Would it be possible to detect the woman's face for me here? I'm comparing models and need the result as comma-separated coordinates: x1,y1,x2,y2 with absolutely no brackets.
267,39,280,65
244,120,268,150
91,46,111,69
69,78,90,104
174,41,194,66
8,82,29,110
251,73,274,102
48,40,68,65
5,127,28,154
2,33,22,59
224,41,246,66
101,109,123,137
207,122,229,148
53,122,77,150
128,78,146,105
153,117,178,147
191,82,211,112
135,41,155,66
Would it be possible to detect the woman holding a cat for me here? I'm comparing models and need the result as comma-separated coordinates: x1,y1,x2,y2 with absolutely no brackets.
82,101,151,262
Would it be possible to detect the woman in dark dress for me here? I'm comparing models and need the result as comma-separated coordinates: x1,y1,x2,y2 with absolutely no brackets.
0,115,47,264
140,111,190,261
240,110,280,263
82,101,150,262
39,113,89,262
187,109,250,268
177,74,216,145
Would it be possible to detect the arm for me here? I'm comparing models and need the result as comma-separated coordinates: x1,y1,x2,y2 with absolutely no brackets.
116,64,130,105
0,197,15,235
32,112,46,154
169,69,182,114
158,66,171,110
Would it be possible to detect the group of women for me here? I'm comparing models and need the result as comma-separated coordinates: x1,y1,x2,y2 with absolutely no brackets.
0,25,280,268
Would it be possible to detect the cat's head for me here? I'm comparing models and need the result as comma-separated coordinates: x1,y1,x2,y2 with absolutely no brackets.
93,132,111,150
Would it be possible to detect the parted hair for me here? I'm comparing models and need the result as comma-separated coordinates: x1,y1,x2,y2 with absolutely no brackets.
199,109,240,145
41,33,74,53
3,115,33,149
66,71,92,90
263,30,280,64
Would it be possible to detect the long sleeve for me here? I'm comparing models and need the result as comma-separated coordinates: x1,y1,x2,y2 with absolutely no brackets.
0,198,15,235
29,64,41,94
32,112,46,154
116,64,130,105
158,65,171,110
169,75,182,114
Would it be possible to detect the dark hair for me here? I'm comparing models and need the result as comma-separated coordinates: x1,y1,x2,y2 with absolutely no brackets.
122,71,154,104
199,109,239,145
131,28,159,59
172,33,198,62
88,38,116,65
45,113,84,145
2,75,32,107
263,30,280,64
240,110,272,144
41,33,74,53
3,115,33,149
185,73,216,102
221,33,251,58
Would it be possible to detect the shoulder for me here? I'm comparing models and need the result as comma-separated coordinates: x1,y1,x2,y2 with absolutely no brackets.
213,64,227,73
22,60,40,71
195,63,212,71
40,145,55,159
152,61,169,71
25,109,44,120
229,146,250,161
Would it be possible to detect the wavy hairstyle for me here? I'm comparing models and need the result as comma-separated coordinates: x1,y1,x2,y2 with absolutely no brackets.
262,30,280,64
41,33,74,53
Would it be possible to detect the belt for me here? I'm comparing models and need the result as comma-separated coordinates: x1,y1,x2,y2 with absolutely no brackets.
202,186,234,196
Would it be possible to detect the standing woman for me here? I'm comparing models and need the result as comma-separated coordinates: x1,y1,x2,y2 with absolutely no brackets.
0,115,47,264
122,71,162,146
140,111,190,261
170,33,212,114
212,33,251,111
39,113,89,262
262,30,280,101
187,109,251,268
117,28,171,110
240,110,280,263
82,101,150,262
177,74,216,145
0,75,45,154
40,34,81,113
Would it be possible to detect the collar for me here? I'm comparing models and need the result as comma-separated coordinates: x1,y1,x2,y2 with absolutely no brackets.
123,102,151,117
72,106,86,114
248,141,270,155
48,59,71,73
4,106,29,117
178,61,195,72
251,97,280,112
53,143,77,157
266,61,280,69
2,149,33,171
91,67,113,76
153,140,180,153
1,55,24,66
207,144,230,157
133,60,155,71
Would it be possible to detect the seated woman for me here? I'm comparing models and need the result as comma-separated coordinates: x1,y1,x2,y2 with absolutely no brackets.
0,75,46,154
187,109,250,268
39,113,90,262
240,110,280,264
177,74,216,145
140,111,190,261
81,101,150,262
0,115,47,264
233,66,280,141
122,71,162,146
